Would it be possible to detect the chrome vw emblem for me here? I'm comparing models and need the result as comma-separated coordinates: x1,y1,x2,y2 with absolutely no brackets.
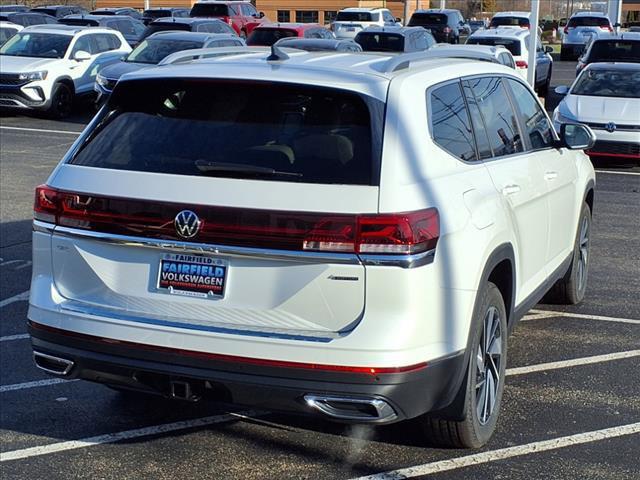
174,210,201,239
605,122,617,133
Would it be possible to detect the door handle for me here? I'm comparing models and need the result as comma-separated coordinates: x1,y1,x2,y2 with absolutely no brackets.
544,171,559,180
501,184,521,196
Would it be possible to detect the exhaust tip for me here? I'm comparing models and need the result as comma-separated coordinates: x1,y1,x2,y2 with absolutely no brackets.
33,351,74,376
304,394,397,423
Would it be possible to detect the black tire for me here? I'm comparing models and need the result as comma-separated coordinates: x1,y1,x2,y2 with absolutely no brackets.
48,82,73,119
543,202,591,305
418,282,507,448
538,66,552,97
560,47,569,61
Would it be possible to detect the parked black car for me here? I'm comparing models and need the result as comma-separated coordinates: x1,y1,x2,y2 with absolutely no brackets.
95,31,246,101
141,7,190,26
141,18,236,41
59,14,146,47
354,26,436,53
0,12,57,26
90,7,142,21
30,5,87,18
408,8,467,44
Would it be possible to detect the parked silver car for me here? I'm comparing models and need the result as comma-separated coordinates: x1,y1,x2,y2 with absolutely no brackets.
561,11,612,60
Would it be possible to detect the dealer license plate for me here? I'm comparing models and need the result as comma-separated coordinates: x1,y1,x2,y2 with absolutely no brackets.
157,253,227,299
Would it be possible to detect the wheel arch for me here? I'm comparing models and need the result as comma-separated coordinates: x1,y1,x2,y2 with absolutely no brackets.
55,76,75,95
583,179,595,215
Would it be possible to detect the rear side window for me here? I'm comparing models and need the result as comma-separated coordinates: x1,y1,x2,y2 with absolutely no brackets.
505,79,554,150
190,4,229,17
568,16,610,28
467,77,523,157
70,80,382,186
429,81,477,162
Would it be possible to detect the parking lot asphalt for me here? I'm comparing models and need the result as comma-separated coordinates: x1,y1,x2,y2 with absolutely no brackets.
1,60,638,479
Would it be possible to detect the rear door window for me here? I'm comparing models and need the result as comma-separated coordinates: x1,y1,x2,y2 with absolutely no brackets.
467,77,523,157
504,79,554,150
429,81,477,162
70,79,382,186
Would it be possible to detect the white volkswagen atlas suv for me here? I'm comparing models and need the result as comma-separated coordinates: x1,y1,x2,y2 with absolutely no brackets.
28,46,596,448
0,24,130,117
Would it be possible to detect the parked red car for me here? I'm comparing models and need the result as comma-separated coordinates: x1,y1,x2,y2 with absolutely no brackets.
247,23,334,46
190,1,268,38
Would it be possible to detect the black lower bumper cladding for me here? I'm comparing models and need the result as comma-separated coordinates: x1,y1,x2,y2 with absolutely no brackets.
28,321,466,423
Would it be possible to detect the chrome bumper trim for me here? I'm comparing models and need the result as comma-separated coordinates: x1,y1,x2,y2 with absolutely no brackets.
360,249,435,268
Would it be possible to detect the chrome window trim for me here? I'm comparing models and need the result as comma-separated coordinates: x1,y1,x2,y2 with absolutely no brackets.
50,225,436,268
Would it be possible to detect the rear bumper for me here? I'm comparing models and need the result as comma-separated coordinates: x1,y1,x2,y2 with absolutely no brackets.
29,321,467,424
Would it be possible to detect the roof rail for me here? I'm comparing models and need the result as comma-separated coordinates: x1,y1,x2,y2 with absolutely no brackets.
380,48,502,73
158,46,264,66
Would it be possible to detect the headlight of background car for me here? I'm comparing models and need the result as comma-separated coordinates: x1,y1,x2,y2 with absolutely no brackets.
18,71,48,82
553,110,576,125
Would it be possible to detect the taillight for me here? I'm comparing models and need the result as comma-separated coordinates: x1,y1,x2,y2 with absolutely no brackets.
303,209,439,255
600,25,613,31
33,186,439,256
516,60,528,68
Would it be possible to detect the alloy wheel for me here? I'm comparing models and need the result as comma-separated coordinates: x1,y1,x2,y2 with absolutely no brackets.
577,215,590,292
475,306,502,425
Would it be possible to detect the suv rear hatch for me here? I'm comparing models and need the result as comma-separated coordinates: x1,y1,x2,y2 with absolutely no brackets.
333,11,378,37
408,13,449,39
42,78,385,339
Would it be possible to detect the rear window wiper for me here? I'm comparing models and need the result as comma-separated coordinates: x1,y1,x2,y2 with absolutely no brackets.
195,160,303,178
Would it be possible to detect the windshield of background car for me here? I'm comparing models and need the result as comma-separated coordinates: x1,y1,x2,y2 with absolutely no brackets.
466,37,521,55
568,16,609,27
0,26,18,45
59,18,99,26
190,4,229,17
30,8,56,16
490,16,529,28
70,79,383,186
588,40,640,62
126,38,205,64
335,12,375,22
144,9,172,19
571,68,640,98
247,28,297,46
356,32,404,52
0,32,71,58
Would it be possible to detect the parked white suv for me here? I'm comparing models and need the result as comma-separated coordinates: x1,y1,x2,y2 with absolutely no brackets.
29,47,596,448
0,24,130,117
332,7,400,39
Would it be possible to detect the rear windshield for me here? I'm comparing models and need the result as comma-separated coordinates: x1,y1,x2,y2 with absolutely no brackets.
467,37,521,56
246,28,297,46
60,18,99,26
409,13,447,26
143,23,191,37
144,9,172,19
356,32,404,52
490,16,529,28
568,16,610,27
126,38,205,64
71,80,382,186
588,40,640,62
190,4,228,17
30,8,56,16
335,12,375,22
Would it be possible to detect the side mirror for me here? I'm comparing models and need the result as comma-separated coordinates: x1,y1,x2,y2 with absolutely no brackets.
73,50,91,61
554,85,570,96
258,11,265,18
545,46,553,53
396,17,402,23
559,123,596,150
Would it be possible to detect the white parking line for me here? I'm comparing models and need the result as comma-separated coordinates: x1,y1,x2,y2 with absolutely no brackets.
351,422,640,480
526,309,640,325
0,333,30,342
506,349,640,376
0,411,255,462
0,290,29,308
0,126,82,136
595,170,640,176
0,378,77,393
